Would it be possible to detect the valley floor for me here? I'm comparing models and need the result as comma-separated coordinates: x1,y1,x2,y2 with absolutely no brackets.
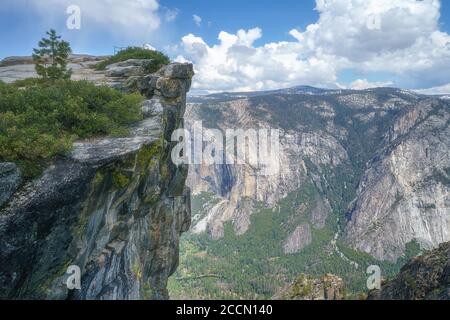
168,189,421,300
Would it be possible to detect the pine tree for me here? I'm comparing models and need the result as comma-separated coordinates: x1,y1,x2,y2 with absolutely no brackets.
32,29,72,80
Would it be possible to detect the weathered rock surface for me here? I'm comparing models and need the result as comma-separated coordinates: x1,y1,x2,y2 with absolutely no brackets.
283,224,312,254
273,274,344,300
0,163,21,208
310,197,332,229
368,242,450,300
0,59,194,300
0,55,107,84
344,99,450,261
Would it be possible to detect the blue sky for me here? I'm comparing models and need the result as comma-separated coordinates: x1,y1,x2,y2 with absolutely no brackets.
162,0,320,45
1,0,450,93
0,0,320,57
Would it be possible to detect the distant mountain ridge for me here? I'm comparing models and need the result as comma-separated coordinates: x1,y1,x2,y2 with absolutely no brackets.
188,85,450,106
188,85,431,103
189,85,335,102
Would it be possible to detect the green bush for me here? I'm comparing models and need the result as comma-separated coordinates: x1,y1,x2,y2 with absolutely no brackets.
0,79,143,178
9,78,45,88
96,47,170,73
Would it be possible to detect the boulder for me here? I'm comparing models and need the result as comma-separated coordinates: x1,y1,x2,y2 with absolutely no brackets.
162,63,194,79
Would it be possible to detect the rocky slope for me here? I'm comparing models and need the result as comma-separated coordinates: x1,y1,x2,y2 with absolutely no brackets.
368,242,450,300
0,57,194,299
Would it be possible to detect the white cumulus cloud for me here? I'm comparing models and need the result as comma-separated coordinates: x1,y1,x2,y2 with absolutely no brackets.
179,28,339,93
178,0,450,93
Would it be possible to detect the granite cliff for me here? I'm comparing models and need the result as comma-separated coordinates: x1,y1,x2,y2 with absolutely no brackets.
185,89,449,261
344,99,450,261
0,56,194,299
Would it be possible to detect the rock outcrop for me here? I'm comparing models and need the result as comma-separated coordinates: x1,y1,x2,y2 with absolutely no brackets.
0,57,194,300
273,274,344,300
283,224,312,254
368,242,450,300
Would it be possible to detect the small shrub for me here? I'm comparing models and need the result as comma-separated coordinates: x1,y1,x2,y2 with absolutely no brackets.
96,47,170,73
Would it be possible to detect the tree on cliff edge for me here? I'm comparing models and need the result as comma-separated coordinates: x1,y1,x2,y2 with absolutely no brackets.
32,29,72,80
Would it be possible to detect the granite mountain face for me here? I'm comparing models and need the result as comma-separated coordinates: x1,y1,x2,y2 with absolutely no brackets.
186,88,449,260
169,87,449,299
343,98,449,261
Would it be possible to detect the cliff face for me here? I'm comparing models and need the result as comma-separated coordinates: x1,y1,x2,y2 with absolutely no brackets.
368,242,450,300
0,57,193,299
185,97,346,240
344,99,450,261
185,89,449,262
